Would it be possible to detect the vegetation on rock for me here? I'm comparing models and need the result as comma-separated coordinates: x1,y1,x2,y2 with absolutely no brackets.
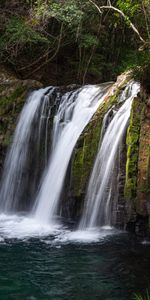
134,290,150,300
0,69,42,175
70,74,130,205
137,102,150,216
125,96,144,200
0,0,150,227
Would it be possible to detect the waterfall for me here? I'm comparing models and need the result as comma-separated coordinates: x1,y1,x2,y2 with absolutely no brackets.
0,87,53,212
79,82,140,230
34,85,110,224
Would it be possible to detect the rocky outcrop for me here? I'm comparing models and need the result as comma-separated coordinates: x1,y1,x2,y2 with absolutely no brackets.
137,105,150,216
65,73,132,218
125,89,150,236
135,94,150,236
1,68,150,235
124,95,144,226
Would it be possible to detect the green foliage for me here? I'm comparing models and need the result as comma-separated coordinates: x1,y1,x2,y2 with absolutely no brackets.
33,0,84,27
5,17,48,43
134,290,150,300
115,49,150,84
79,33,99,49
116,0,139,17
132,50,150,83
0,0,149,84
0,17,49,59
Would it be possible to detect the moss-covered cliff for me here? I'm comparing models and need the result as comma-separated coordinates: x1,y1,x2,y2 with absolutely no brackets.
68,73,131,217
125,88,150,234
124,95,144,224
1,68,150,235
136,95,150,222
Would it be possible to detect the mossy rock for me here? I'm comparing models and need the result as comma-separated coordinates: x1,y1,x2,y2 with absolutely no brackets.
136,104,150,216
70,74,131,203
124,96,144,200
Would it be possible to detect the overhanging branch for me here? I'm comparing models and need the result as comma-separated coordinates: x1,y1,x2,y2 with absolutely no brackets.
89,0,145,43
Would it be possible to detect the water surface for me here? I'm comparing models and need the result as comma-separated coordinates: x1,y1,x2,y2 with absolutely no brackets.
0,216,149,300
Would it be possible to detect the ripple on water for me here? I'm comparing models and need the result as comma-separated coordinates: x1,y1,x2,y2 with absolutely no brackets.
0,215,149,300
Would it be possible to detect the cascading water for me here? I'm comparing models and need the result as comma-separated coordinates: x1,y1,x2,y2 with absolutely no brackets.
33,85,111,224
0,87,53,212
0,79,139,241
79,81,140,230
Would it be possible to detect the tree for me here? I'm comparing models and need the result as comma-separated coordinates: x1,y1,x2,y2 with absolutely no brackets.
88,0,146,43
0,0,149,85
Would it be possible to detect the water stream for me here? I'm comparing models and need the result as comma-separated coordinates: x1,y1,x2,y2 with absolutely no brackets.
0,87,52,212
79,82,140,229
0,81,149,300
34,85,110,224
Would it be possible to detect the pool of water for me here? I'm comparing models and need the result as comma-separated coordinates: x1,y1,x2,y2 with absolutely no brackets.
0,214,149,300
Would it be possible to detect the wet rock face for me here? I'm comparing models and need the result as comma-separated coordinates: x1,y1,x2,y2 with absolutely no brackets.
123,95,144,229
136,102,150,229
65,76,150,234
1,68,150,235
125,88,150,237
63,73,133,220
113,137,127,229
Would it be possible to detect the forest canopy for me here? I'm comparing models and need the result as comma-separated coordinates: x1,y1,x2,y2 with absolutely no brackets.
0,0,149,85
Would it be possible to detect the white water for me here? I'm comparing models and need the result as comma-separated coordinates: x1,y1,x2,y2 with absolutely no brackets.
0,81,140,242
0,213,117,243
79,82,140,229
0,87,50,212
34,85,110,224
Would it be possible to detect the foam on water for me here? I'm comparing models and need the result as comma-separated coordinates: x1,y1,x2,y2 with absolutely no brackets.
0,236,5,243
58,227,116,243
0,214,60,240
0,214,117,244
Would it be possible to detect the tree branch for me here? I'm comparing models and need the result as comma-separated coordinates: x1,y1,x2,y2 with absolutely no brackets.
25,22,64,78
89,0,145,43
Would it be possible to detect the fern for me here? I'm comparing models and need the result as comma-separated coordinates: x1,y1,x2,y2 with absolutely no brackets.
134,290,150,300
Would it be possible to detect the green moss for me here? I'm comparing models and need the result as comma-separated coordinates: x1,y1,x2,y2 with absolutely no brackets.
71,92,119,198
124,97,144,199
0,86,25,109
138,144,150,193
0,85,26,147
70,76,133,199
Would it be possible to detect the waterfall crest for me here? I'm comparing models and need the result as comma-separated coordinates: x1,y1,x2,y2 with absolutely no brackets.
33,85,110,224
79,82,140,230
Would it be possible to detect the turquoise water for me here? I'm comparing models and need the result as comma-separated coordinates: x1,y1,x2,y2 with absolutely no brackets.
0,230,149,300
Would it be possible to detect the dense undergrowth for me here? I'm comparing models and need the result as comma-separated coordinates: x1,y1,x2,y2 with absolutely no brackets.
0,0,149,85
